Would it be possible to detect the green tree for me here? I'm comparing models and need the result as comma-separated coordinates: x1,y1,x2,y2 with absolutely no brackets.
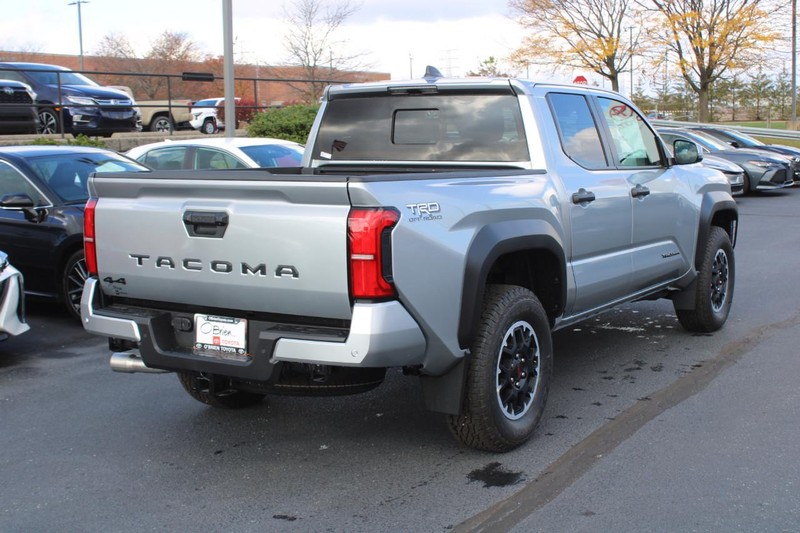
467,57,511,77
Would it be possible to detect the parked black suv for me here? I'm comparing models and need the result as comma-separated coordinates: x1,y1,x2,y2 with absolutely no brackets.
0,62,140,137
0,79,38,134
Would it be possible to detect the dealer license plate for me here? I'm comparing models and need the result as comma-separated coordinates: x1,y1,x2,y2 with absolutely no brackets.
193,314,249,361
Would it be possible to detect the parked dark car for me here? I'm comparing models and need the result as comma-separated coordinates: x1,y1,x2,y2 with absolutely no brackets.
0,62,140,137
0,146,149,318
0,79,38,134
658,127,793,193
689,126,800,179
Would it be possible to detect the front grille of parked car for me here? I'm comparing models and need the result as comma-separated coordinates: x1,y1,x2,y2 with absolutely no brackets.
770,168,789,185
95,98,133,108
0,88,33,104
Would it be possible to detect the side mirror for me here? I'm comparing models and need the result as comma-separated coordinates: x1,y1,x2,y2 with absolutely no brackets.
729,141,740,148
0,193,47,222
673,139,702,165
0,192,35,209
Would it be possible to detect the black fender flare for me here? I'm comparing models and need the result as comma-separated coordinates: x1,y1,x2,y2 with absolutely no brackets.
695,191,738,268
457,220,566,349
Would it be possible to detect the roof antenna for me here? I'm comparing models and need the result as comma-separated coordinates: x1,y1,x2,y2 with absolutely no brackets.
423,65,444,79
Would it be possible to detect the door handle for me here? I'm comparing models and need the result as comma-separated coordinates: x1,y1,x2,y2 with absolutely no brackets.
182,210,229,238
571,188,596,204
631,184,651,198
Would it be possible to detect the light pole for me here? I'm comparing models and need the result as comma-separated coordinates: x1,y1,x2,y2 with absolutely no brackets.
68,0,88,71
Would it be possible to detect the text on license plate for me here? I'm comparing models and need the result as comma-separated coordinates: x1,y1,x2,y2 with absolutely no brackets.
193,314,248,358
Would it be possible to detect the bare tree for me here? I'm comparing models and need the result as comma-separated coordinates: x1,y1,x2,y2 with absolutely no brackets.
93,31,207,99
277,0,364,103
647,0,779,121
510,0,645,92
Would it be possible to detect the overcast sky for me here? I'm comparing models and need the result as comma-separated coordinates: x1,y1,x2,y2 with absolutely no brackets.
1,0,542,80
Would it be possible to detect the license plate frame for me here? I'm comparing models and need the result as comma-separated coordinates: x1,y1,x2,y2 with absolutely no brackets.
193,314,248,360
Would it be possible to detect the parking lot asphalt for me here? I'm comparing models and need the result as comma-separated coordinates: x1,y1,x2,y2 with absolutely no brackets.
3,187,800,532
458,308,800,532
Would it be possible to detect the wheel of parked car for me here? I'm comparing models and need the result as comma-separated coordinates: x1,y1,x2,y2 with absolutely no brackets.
201,118,217,134
674,226,735,332
38,107,60,135
61,250,87,320
150,115,174,133
447,284,553,452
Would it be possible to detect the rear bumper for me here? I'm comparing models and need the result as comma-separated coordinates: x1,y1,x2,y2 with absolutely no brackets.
0,266,29,338
81,277,426,379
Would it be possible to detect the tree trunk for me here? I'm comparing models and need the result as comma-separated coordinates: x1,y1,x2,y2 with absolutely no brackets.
697,88,710,122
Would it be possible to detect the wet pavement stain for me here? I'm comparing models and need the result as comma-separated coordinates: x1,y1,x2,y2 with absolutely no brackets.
467,462,524,488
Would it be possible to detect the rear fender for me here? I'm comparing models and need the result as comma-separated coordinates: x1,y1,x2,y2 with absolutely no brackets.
458,220,566,349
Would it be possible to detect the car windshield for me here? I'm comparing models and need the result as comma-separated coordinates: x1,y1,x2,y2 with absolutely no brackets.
724,129,764,146
24,69,98,87
683,130,730,151
240,144,304,167
193,99,220,107
28,153,148,203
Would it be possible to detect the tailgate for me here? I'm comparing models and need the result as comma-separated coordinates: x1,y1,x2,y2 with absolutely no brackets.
91,170,353,320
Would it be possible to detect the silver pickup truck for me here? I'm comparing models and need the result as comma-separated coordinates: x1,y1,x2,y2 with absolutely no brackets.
81,73,738,452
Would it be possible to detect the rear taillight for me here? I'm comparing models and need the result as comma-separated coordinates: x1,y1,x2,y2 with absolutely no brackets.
84,197,98,276
348,208,399,299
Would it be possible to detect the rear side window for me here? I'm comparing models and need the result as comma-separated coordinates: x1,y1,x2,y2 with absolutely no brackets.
597,98,662,167
0,161,46,205
194,148,247,170
312,93,529,162
140,147,187,170
548,93,607,168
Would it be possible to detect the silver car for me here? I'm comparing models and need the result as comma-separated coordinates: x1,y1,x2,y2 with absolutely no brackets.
0,250,29,340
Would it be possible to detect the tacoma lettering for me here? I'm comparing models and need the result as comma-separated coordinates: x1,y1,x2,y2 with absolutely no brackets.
129,254,271,276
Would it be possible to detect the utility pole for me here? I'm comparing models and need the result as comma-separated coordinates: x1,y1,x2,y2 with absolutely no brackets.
792,0,797,127
68,0,88,71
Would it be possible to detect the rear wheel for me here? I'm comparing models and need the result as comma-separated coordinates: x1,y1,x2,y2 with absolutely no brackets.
447,284,553,452
177,371,266,409
150,115,173,132
675,226,734,332
61,250,87,320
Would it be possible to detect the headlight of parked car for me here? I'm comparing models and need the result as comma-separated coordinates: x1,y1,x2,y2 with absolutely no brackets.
747,160,780,168
66,95,97,106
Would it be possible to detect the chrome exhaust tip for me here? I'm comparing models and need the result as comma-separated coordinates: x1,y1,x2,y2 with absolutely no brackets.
110,352,169,374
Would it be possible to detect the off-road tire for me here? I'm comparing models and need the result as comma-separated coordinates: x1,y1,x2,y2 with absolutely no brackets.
675,226,734,332
447,284,553,452
177,371,266,409
61,250,87,320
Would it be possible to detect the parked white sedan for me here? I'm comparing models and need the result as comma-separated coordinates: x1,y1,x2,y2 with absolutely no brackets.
0,251,29,340
126,138,304,170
